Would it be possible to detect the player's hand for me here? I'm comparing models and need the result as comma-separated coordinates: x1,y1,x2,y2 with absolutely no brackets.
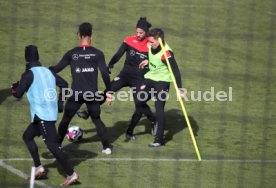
105,92,113,106
177,89,185,100
147,42,151,48
58,99,64,113
107,65,113,74
11,81,19,88
10,81,19,94
139,60,149,69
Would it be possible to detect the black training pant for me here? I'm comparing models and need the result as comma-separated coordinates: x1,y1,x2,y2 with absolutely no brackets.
128,79,170,143
22,116,74,175
111,65,155,124
58,95,110,149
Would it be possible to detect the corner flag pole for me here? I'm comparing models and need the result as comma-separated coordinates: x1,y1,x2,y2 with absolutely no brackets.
158,38,202,161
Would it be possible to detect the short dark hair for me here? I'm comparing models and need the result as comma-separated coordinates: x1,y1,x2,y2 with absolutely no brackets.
78,22,92,37
148,28,165,44
136,17,152,32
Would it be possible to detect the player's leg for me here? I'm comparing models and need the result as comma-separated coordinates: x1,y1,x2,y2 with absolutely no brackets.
132,78,156,124
86,101,111,153
142,103,156,122
58,96,82,145
126,107,142,140
110,73,129,92
22,121,42,168
149,82,170,147
126,80,153,139
77,73,128,120
39,120,74,174
38,119,79,185
132,87,156,132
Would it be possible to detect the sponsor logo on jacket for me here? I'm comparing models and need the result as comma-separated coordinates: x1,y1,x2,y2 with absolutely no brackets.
75,67,95,73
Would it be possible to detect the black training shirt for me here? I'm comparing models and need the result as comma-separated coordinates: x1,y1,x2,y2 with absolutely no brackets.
50,45,111,93
108,35,148,68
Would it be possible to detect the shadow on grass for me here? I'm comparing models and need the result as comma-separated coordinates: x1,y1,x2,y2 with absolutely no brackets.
133,109,199,144
67,108,198,146
42,143,97,181
163,109,199,144
78,119,129,144
98,108,199,145
0,88,11,104
72,108,199,145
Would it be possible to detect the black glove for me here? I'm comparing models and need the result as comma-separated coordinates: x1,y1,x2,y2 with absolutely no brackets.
11,81,19,88
11,81,19,94
107,65,113,74
58,99,64,113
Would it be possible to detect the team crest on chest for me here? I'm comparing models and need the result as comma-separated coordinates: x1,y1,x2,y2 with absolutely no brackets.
72,54,79,61
130,50,136,56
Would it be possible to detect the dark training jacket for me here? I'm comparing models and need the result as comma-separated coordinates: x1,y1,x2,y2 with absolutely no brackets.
12,61,68,98
50,45,111,93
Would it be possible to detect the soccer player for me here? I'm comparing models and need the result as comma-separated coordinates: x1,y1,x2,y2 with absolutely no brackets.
129,28,183,147
11,45,79,186
107,17,156,140
50,22,112,154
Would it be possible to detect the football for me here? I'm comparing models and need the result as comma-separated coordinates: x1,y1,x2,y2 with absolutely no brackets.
66,125,83,141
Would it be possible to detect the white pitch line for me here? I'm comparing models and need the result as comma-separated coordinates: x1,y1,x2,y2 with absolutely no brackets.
1,158,276,164
128,5,225,8
0,160,52,188
77,158,276,163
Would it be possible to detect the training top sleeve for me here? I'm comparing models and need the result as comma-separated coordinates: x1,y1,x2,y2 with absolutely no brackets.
161,51,182,89
98,51,111,91
49,69,69,100
12,70,33,98
108,42,128,68
50,51,71,73
55,74,68,90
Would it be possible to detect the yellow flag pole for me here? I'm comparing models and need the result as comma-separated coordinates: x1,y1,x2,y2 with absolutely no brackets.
158,38,201,161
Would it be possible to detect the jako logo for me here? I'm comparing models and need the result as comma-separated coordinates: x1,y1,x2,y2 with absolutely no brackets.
82,67,94,72
75,67,81,73
75,67,94,73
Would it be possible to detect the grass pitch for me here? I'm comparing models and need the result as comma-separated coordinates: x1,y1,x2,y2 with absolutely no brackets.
0,0,275,187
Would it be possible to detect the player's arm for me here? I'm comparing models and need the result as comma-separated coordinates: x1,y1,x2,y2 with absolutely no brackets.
99,51,113,105
98,51,111,91
49,51,71,73
50,70,69,113
108,42,127,69
11,70,33,98
161,51,182,89
49,69,69,95
139,59,149,69
55,74,68,90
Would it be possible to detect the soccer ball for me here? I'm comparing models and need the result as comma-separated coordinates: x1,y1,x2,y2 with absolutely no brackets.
66,125,83,141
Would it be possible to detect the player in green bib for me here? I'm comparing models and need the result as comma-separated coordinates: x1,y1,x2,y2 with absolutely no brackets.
127,28,183,147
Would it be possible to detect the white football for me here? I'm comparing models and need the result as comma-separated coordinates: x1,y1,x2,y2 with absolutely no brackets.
66,125,83,141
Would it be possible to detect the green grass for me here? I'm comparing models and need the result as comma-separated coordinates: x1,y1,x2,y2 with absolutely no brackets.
0,0,276,187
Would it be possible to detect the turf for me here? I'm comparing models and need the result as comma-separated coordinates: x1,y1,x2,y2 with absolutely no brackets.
0,0,275,187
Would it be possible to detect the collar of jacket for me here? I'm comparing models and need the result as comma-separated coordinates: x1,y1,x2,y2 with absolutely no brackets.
151,45,162,55
25,61,42,70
